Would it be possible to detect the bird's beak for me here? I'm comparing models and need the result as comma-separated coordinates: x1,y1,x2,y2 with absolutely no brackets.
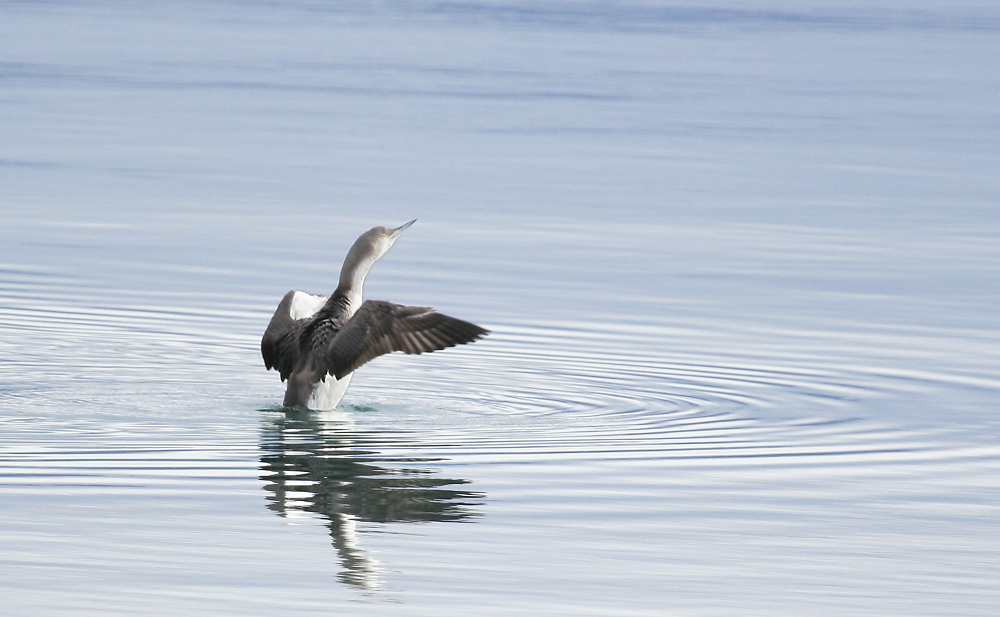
393,219,417,235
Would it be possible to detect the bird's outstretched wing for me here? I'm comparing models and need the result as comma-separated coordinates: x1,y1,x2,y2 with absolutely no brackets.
262,290,326,382
323,300,489,380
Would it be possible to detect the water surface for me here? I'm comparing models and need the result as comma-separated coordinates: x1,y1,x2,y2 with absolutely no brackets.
2,2,999,615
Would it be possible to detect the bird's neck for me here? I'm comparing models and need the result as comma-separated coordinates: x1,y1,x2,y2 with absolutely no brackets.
334,255,375,317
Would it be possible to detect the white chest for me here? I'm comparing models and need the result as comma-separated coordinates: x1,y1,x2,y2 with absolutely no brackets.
308,372,354,410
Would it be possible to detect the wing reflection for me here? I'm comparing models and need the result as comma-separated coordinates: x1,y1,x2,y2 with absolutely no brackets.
259,409,483,590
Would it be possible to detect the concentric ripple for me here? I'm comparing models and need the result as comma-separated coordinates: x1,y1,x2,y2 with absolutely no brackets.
3,280,999,614
351,318,1000,477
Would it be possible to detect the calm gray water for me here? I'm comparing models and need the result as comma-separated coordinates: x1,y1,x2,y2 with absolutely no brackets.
3,2,1000,615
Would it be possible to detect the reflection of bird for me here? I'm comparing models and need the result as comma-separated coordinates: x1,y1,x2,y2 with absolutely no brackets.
259,409,483,590
262,220,489,410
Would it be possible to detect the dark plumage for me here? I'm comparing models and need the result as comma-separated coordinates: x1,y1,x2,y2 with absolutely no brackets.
323,300,488,380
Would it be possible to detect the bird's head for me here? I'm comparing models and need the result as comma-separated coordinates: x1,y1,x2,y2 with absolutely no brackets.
360,218,416,261
339,219,417,291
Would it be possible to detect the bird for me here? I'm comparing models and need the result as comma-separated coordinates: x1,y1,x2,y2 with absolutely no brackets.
261,219,489,410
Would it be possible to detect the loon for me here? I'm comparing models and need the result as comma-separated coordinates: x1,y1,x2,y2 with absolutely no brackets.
261,220,489,410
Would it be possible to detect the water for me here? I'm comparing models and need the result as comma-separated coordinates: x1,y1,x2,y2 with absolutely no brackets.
2,1,1000,615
